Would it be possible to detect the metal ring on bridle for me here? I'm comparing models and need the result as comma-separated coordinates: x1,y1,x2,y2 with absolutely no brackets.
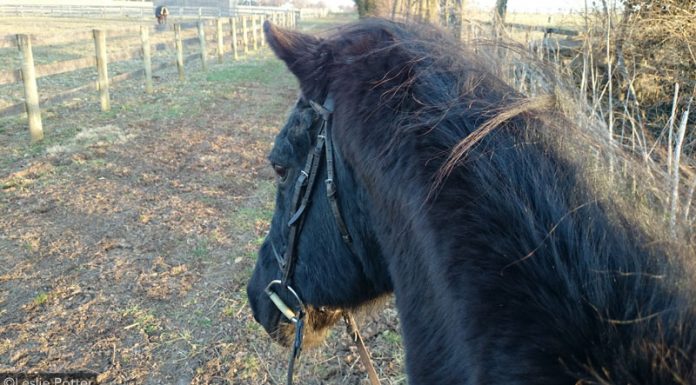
264,280,306,324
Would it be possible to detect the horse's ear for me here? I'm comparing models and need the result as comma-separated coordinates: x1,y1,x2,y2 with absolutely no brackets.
264,21,325,92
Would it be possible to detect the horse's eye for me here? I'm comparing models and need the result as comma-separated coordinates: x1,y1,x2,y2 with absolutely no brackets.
273,164,288,182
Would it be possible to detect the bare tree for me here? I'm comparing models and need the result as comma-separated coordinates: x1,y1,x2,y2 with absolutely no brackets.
495,0,507,23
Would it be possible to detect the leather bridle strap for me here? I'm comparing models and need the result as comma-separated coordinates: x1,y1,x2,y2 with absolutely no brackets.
311,99,381,385
312,100,361,258
273,108,328,385
344,313,382,385
286,316,304,385
270,95,381,385
281,123,326,285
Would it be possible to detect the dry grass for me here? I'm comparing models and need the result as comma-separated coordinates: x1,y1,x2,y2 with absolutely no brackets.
453,3,696,231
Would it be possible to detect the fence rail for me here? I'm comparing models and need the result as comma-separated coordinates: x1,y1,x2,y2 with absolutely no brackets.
168,6,225,18
1,11,297,141
481,20,579,37
298,8,330,19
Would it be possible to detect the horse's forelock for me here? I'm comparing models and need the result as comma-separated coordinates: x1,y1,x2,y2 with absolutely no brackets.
269,105,316,169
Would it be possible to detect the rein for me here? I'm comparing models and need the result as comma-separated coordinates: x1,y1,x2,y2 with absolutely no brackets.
264,96,381,385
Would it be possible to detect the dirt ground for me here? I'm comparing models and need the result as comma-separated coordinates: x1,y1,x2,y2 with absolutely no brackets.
0,15,405,385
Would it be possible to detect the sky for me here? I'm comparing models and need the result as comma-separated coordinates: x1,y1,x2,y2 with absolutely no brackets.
322,0,594,13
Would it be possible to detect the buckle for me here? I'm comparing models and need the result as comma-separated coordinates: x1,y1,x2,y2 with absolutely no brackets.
325,178,337,197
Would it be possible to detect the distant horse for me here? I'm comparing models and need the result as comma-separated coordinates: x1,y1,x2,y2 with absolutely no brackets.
247,19,696,384
155,5,169,25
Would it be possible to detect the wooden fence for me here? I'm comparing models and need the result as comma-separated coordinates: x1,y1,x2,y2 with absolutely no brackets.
0,11,296,142
459,19,580,54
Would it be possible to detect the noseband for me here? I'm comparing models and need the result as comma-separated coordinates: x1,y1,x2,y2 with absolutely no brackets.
263,96,380,385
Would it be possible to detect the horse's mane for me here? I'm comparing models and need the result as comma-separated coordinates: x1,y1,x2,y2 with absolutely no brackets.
309,18,696,382
319,17,694,253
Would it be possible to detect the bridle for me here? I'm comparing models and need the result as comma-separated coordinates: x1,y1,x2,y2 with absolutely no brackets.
263,95,381,385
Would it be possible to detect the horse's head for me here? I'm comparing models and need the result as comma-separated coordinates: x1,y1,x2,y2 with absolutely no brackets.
246,23,392,347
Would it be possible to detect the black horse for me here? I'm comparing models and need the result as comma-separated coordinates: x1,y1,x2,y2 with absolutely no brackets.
155,5,169,25
247,19,696,384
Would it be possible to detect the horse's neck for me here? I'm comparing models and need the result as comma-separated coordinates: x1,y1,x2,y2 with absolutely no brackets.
359,128,686,384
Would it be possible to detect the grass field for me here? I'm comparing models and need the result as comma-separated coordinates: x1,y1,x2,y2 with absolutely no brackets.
0,14,407,385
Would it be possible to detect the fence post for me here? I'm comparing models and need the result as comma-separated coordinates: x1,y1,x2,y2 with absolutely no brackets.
16,34,43,142
140,26,153,94
216,18,224,63
230,17,239,60
261,15,266,47
174,23,185,80
93,29,110,112
242,15,249,55
197,21,208,71
251,15,258,51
